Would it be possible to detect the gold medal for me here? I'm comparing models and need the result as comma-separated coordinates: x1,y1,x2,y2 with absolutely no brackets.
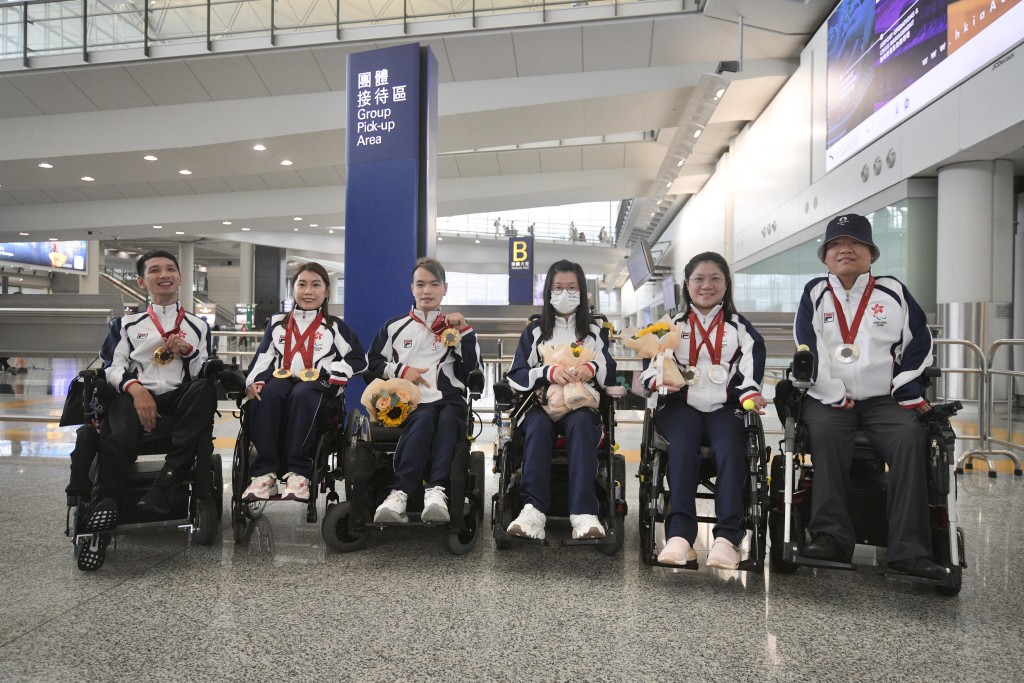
441,328,461,347
682,366,700,386
153,347,174,365
273,368,293,379
298,368,320,382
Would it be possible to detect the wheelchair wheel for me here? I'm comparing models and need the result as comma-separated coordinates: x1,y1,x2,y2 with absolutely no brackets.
322,501,367,553
448,450,485,555
768,507,804,574
231,430,265,519
191,496,219,546
230,500,247,544
598,515,624,556
212,453,224,520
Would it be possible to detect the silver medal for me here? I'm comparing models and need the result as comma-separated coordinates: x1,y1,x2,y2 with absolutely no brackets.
708,364,728,384
682,366,700,386
835,344,860,364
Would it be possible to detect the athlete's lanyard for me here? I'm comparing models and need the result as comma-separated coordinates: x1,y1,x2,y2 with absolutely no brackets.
283,311,323,369
827,275,875,345
147,304,186,342
688,309,724,367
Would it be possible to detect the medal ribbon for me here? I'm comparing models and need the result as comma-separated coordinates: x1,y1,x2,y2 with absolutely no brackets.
147,304,186,344
688,309,725,367
827,275,875,345
283,311,323,370
410,308,451,342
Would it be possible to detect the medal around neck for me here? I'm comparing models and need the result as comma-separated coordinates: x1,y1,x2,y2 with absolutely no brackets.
441,327,461,347
835,344,860,364
681,366,700,386
153,347,174,365
708,364,728,384
272,368,293,379
298,368,320,382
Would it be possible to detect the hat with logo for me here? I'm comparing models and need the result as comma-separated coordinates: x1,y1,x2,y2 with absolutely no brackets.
817,213,880,263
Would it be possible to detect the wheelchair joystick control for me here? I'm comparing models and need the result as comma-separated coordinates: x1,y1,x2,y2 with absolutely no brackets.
792,344,814,385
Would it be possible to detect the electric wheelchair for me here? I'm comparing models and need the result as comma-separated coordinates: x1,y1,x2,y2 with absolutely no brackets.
64,362,230,571
766,349,966,595
320,369,487,555
490,378,629,554
636,402,769,570
229,381,347,542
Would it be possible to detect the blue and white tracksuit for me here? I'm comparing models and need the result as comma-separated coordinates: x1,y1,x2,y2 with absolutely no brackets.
245,309,367,479
368,309,481,494
638,304,766,544
506,315,616,516
100,303,215,500
795,271,934,561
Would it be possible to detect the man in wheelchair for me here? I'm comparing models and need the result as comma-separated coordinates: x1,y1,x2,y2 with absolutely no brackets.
83,250,218,533
795,214,946,581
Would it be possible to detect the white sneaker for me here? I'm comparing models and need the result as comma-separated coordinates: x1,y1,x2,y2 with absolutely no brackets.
242,473,278,501
507,503,546,540
421,486,450,523
373,489,409,523
569,513,605,539
706,537,741,569
658,536,697,565
280,472,310,502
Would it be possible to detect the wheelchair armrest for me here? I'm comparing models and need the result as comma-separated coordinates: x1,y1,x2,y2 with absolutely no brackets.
217,368,248,400
199,356,225,379
604,385,627,400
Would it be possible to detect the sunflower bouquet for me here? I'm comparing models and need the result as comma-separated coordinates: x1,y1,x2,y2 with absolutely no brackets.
622,314,684,389
537,341,600,418
360,377,422,427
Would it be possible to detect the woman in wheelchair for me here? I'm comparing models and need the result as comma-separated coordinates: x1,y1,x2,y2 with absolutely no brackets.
639,252,766,569
241,262,367,502
504,259,616,541
368,257,481,524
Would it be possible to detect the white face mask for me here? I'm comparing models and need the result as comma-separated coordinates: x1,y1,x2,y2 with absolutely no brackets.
550,290,580,315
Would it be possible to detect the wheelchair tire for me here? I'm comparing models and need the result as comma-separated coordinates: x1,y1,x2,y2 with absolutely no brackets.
192,496,219,546
322,501,367,553
447,451,486,556
768,507,804,574
231,500,247,544
231,430,265,519
212,453,224,520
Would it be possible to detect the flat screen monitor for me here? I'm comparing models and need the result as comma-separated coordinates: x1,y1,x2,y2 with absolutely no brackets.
661,275,677,312
627,239,654,290
825,0,1024,171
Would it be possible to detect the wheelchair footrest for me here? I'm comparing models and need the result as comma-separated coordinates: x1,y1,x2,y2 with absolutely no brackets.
788,554,857,571
562,535,616,547
649,557,699,571
493,526,547,546
881,567,958,588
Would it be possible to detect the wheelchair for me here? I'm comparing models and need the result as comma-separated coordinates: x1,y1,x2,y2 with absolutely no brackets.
320,369,487,555
65,364,227,571
636,401,769,571
766,349,966,595
490,379,629,554
229,383,346,543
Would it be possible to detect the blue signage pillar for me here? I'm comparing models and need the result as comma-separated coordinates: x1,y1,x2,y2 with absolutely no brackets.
508,235,534,304
345,43,438,411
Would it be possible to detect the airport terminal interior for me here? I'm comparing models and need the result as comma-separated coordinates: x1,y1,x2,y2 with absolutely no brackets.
3,0,1024,680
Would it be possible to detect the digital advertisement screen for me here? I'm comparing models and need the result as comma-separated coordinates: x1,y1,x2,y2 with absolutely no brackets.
0,240,88,273
826,0,1024,171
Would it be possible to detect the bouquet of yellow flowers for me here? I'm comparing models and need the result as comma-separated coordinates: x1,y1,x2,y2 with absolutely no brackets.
360,377,422,427
622,314,684,390
537,341,600,419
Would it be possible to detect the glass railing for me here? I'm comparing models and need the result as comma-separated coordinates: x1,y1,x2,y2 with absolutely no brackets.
1,0,683,65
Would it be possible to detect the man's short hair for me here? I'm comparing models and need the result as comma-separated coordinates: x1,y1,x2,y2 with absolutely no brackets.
136,249,180,277
411,257,446,283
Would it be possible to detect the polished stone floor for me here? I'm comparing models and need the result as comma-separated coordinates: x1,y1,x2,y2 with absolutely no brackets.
1,361,1023,682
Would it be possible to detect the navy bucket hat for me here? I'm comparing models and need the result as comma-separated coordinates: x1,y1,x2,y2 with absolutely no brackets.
817,213,880,263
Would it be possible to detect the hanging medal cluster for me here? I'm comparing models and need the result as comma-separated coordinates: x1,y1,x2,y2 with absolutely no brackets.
682,309,729,386
273,311,323,382
149,305,186,366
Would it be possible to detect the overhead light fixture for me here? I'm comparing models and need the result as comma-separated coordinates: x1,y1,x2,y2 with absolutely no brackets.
175,231,185,235
328,229,335,234
179,169,192,175
309,223,318,228
38,162,53,168
692,129,702,139
241,227,251,232
293,227,299,232
153,225,163,229
253,144,266,151
48,237,59,241
437,236,443,241
19,232,29,236
144,155,158,161
81,176,95,182
222,221,232,225
280,160,293,166
293,216,302,221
